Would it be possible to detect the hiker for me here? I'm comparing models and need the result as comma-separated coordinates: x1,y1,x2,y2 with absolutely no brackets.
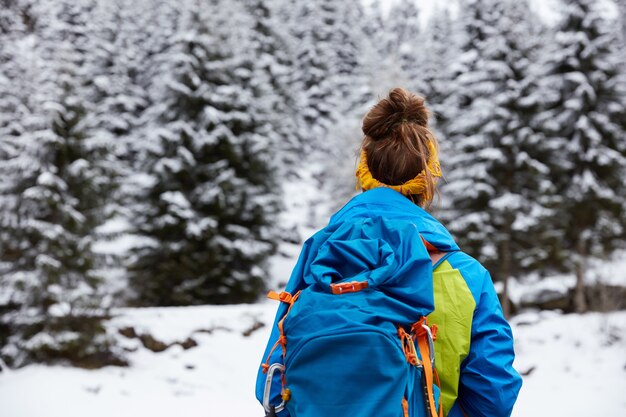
256,88,522,417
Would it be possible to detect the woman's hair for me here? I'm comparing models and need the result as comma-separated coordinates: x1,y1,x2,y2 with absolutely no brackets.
358,87,440,208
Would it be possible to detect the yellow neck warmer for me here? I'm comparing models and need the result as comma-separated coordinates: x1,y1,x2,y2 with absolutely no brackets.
355,141,442,200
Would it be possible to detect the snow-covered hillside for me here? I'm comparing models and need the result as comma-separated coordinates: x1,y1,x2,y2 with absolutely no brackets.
0,303,624,417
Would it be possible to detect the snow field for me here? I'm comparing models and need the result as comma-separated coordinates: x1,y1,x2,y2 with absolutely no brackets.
1,305,625,417
511,310,626,416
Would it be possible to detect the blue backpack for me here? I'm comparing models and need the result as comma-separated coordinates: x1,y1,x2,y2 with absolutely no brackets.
261,216,443,417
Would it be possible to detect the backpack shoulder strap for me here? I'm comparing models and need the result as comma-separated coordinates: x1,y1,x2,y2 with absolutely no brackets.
415,322,444,417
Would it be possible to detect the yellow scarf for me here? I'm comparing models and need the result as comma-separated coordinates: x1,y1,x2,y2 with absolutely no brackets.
355,141,441,200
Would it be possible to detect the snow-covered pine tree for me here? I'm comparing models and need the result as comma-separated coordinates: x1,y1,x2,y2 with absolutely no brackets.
439,0,555,317
87,0,150,141
532,0,626,312
616,0,626,244
268,0,373,212
126,1,280,306
420,5,458,126
360,0,401,96
282,0,370,152
361,0,391,54
0,0,32,363
617,0,626,46
238,0,301,167
440,0,509,257
417,6,462,140
82,0,184,294
0,1,122,367
386,0,424,93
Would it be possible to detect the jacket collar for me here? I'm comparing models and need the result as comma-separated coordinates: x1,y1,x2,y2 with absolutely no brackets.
329,187,459,252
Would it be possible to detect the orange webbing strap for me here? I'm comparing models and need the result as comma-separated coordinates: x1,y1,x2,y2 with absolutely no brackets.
398,327,419,366
402,397,409,417
276,290,301,347
261,335,286,374
433,367,442,391
262,290,301,374
415,322,443,417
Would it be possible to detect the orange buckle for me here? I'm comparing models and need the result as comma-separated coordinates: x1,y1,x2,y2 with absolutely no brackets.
330,281,369,294
267,291,293,304
430,324,438,341
412,317,428,336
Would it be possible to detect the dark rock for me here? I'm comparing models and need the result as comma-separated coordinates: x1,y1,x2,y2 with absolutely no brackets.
138,334,170,353
242,320,265,337
193,326,232,335
180,337,198,350
118,327,138,339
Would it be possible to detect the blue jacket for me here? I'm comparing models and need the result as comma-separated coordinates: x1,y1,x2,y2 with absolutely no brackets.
256,187,522,416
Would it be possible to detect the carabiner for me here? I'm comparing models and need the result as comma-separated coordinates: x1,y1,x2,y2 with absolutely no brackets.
421,324,436,369
263,363,287,414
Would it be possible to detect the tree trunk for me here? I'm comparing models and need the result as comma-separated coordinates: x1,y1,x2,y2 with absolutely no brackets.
573,237,588,313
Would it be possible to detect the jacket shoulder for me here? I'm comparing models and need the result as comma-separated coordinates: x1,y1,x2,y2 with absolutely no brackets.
444,251,492,305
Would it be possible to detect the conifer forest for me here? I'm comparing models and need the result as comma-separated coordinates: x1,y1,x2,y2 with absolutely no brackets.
0,1,625,415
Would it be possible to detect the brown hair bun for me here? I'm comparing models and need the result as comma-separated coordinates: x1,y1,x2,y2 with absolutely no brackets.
362,87,430,141
358,87,439,208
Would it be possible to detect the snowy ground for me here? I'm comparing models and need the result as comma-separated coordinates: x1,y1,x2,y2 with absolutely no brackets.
0,303,625,417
